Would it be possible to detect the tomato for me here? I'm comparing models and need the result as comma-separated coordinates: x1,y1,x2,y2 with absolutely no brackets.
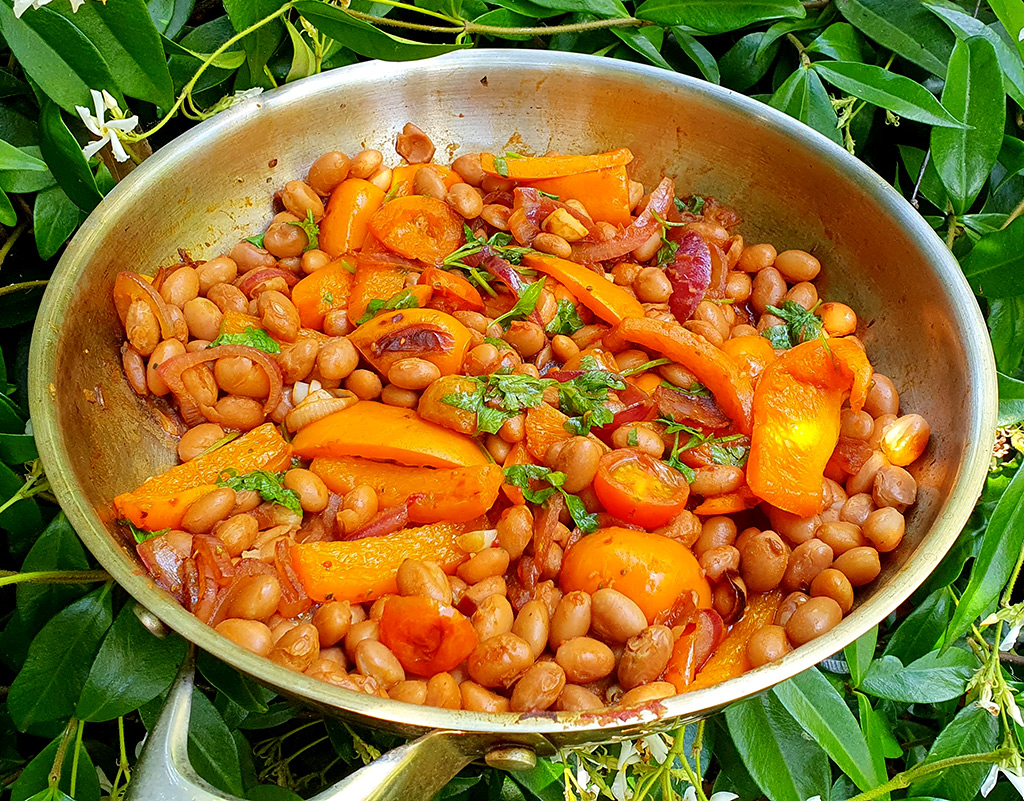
664,609,724,690
560,527,712,623
368,195,464,266
592,449,689,529
379,594,478,676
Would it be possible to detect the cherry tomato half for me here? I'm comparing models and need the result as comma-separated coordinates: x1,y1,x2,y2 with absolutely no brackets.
592,449,689,529
379,594,478,676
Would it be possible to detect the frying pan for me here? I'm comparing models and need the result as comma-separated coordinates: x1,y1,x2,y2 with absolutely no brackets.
28,50,996,801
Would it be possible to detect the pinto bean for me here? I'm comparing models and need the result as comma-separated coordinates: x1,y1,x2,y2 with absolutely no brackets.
617,625,673,690
556,636,616,683
269,623,320,672
549,590,592,650
473,594,515,642
511,662,566,712
467,633,534,688
396,559,453,604
590,588,647,644
512,600,550,658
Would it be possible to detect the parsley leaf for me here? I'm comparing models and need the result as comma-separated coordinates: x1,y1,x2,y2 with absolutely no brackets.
492,277,546,329
660,379,711,397
484,336,513,351
245,234,265,248
503,464,598,533
620,357,672,377
658,415,749,475
627,428,639,447
537,190,560,200
357,289,421,325
763,300,824,349
121,519,168,544
545,299,586,337
493,156,509,177
442,371,554,434
558,356,626,436
288,209,320,251
656,238,678,266
322,290,334,306
217,469,303,516
208,325,281,354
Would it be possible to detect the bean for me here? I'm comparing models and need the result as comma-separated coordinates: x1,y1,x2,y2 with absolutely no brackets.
840,494,875,527
699,545,741,582
438,182,482,220
323,310,353,337
809,568,854,614
282,468,327,513
695,516,738,558
725,271,753,302
612,261,643,286
862,507,905,553
550,590,592,650
126,300,160,355
617,682,676,707
215,395,264,431
736,243,776,272
207,282,248,314
396,123,434,163
344,619,381,662
181,487,235,534
160,267,199,308
385,357,440,391
873,465,917,511
216,619,274,656
785,596,842,645
868,414,898,451
695,300,731,340
740,530,788,592
462,576,507,611
590,588,647,644
572,324,608,350
617,625,673,690
388,679,428,705
458,548,511,585
847,451,890,495
533,232,572,258
307,151,350,195
784,281,818,311
632,230,662,262
467,633,533,688
511,662,566,712
818,302,857,336
354,639,405,689
464,343,500,375
231,490,262,516
822,478,848,522
425,673,461,709
141,339,182,397
301,249,332,275
182,297,222,341
214,513,258,556
311,601,353,647
409,165,446,201
815,520,866,556
346,369,382,400
833,546,881,587
215,356,270,398
225,574,281,621
750,267,786,315
314,337,357,381
553,437,601,493
556,636,616,683
257,290,300,343
396,559,452,604
282,180,325,220
499,414,525,444
196,256,238,295
865,374,899,418
773,592,808,627
497,505,533,560
122,346,148,395
746,624,791,668
634,267,672,303
451,153,485,185
460,681,510,712
782,539,833,592
690,465,744,497
472,594,514,642
880,414,930,467
555,684,604,711
480,204,511,231
840,409,874,440
512,600,550,658
502,320,545,358
268,623,320,672
278,339,318,384
230,240,276,274
773,249,820,282
349,149,383,180
263,221,308,259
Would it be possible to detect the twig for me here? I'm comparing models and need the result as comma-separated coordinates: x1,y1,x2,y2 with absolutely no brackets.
1001,195,1024,230
846,749,1015,801
910,150,931,210
1000,652,1024,666
0,569,111,588
0,221,27,270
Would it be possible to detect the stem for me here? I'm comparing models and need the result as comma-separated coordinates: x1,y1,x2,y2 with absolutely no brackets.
947,213,958,249
466,16,649,36
848,749,1014,801
70,719,85,797
1001,652,1024,666
0,569,111,588
1001,195,1024,230
803,0,832,7
0,220,27,269
910,150,931,210
49,718,78,790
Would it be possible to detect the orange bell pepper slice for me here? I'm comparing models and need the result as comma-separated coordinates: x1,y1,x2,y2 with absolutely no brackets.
480,148,633,180
114,423,292,530
347,307,472,377
524,166,632,226
524,402,573,462
418,266,484,313
369,195,464,266
346,259,415,326
290,519,480,603
720,335,778,388
611,317,754,435
629,372,663,394
389,164,463,198
692,485,761,516
218,310,328,346
290,259,356,330
291,401,489,468
747,338,873,517
521,254,644,325
501,441,535,504
319,178,386,257
310,457,503,524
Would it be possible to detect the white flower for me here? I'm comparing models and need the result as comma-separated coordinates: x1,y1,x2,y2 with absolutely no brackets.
617,740,641,770
75,89,138,163
982,765,1024,799
1019,27,1023,42
681,787,738,801
13,0,82,17
611,769,631,801
643,734,671,764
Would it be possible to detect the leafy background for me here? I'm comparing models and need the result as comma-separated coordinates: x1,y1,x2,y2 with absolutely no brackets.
1,0,1024,799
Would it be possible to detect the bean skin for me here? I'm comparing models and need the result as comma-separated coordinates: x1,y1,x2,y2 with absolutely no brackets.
555,684,604,711
472,594,515,642
426,673,461,709
785,597,842,645
216,619,274,656
313,601,352,647
269,623,320,672
739,530,788,592
556,636,616,683
226,574,282,621
590,588,647,644
460,681,511,713
549,590,592,650
512,600,550,658
617,625,673,690
746,625,792,667
396,559,453,604
511,662,566,712
467,633,533,688
355,640,405,689
182,487,236,534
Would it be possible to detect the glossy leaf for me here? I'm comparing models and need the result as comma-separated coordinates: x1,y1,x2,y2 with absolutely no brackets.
805,22,872,62
843,625,877,688
635,0,805,34
222,0,284,81
720,31,781,91
8,583,113,731
0,432,37,464
33,185,80,260
997,372,1024,426
724,692,831,801
990,297,1024,375
768,66,842,145
671,27,720,83
773,667,884,791
899,145,949,210
284,18,317,82
472,8,533,40
0,139,46,172
8,731,100,801
15,512,90,632
987,0,1024,62
0,460,44,548
961,214,1024,298
860,649,978,703
197,650,273,713
855,692,901,787
0,281,47,329
148,0,195,39
756,9,835,60
189,688,246,796
38,101,103,213
527,0,627,16
883,588,953,664
909,706,1000,801
612,27,671,70
813,61,965,128
834,0,954,76
930,37,1005,215
0,188,14,226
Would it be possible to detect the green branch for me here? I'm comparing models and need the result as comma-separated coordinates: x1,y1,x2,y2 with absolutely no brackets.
0,569,111,588
847,749,1015,801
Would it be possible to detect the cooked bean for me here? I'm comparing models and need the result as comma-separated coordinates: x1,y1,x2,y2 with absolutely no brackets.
214,395,265,431
725,271,753,301
441,181,483,219
634,267,672,303
785,596,842,645
684,319,724,347
263,221,308,259
873,465,917,511
512,600,550,658
207,282,248,314
840,494,875,527
396,123,434,163
555,684,604,711
695,516,738,558
226,574,282,621
276,338,317,384
774,249,820,282
833,546,881,587
840,409,874,440
283,468,328,513
781,539,833,593
556,636,616,683
809,568,854,614
868,414,898,450
550,590,592,650
497,505,533,560
344,619,381,662
214,513,258,557
690,465,744,497
590,588,647,643
396,559,452,604
389,679,428,705
746,624,791,667
462,576,507,610
751,267,786,315
230,240,277,273
301,249,332,274
818,302,857,336
315,337,358,381
282,180,325,220
533,232,572,258
460,681,511,712
257,290,300,343
499,413,525,444
847,451,890,495
617,625,673,690
196,256,238,295
865,374,899,418
183,297,223,341
739,530,788,592
612,425,665,458
815,520,866,556
307,151,350,195
862,507,905,553
617,682,676,707
774,592,809,627
632,230,662,262
503,320,546,357
387,357,441,391
161,267,199,308
699,545,741,582
458,548,511,585
215,356,270,398
231,490,262,516
182,487,236,534
269,623,320,672
467,633,533,687
349,149,383,179
737,243,777,272
176,423,224,463
451,153,485,185
313,601,352,646
879,413,930,466
473,594,515,641
216,618,274,656
126,300,160,355
355,640,405,688
784,281,818,311
553,437,601,493
511,662,566,712
425,672,461,709
323,310,353,337
346,369,382,400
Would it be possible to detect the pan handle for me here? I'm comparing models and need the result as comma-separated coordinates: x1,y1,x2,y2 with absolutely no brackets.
126,653,478,801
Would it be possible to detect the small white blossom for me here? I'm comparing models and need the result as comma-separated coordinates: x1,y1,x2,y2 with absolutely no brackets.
643,734,671,764
983,766,1024,799
13,0,82,17
617,740,640,770
1019,27,1024,43
611,769,631,801
712,793,739,801
75,89,138,163
575,757,597,798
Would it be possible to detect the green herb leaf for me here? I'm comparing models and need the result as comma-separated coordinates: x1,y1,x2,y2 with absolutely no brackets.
356,289,421,326
906,705,1000,801
217,469,302,516
635,0,807,35
442,372,555,435
859,649,978,703
121,519,168,543
557,355,625,435
764,300,824,348
493,155,509,177
626,428,639,447
545,299,585,337
834,0,954,76
483,335,513,351
208,325,281,354
288,208,320,251
245,233,265,248
621,357,672,377
493,277,546,328
502,464,598,532
960,215,1024,299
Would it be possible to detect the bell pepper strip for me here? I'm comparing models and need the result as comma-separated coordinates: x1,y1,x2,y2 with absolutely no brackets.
524,166,632,226
418,266,485,313
524,402,573,462
681,590,783,692
291,401,489,468
114,423,292,530
368,195,465,266
388,164,463,198
479,148,633,180
347,307,471,376
290,519,482,603
310,457,503,524
346,259,415,326
630,372,662,394
290,259,356,330
611,316,754,435
665,229,711,323
569,177,675,264
319,178,386,257
693,486,761,516
664,609,724,690
502,441,535,504
521,254,644,325
380,595,478,676
217,310,328,347
720,335,778,388
747,338,873,517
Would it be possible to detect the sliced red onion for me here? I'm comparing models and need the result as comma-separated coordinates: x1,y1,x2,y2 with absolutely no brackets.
665,229,711,323
570,177,675,263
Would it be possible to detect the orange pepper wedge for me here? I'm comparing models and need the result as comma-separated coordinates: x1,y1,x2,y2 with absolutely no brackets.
501,441,535,504
347,307,471,376
418,266,484,312
291,401,489,468
319,178,386,257
746,338,873,517
524,402,573,462
290,259,356,330
310,457,503,524
114,423,292,530
629,371,663,394
368,195,465,266
389,164,463,197
346,260,415,326
524,166,632,226
720,334,778,388
479,148,633,180
520,254,644,325
610,316,754,435
290,519,481,603
218,309,328,346
692,485,761,516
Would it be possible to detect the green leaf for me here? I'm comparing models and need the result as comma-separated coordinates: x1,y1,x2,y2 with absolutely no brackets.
162,31,248,69
834,0,954,76
8,583,113,731
525,0,628,16
719,31,781,91
812,61,966,128
0,139,46,172
0,461,44,548
33,185,80,260
76,604,188,721
899,144,949,210
987,0,1024,62
38,100,103,213
859,648,978,702
843,625,877,688
671,27,720,83
0,188,15,226
0,0,122,112
209,324,281,353
471,9,533,40
148,0,194,39
773,667,884,792
724,692,831,801
493,277,546,328
16,512,90,632
284,18,317,82
882,587,952,664
0,432,38,464
217,469,302,516
756,10,834,60
635,0,805,35
9,730,101,801
294,1,470,60
197,650,273,713
930,37,1005,215
221,0,285,83
768,66,842,145
997,372,1024,426
961,215,1024,298
189,688,246,796
855,692,901,784
990,298,1024,375
0,389,24,432
908,706,1000,801
0,281,48,328
612,27,672,70
805,21,872,62
357,288,422,325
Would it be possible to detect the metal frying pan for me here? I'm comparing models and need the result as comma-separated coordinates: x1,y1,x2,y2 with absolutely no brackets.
28,50,996,801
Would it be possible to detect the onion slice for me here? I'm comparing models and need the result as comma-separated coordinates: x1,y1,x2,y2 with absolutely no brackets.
236,267,301,298
665,229,712,323
570,177,675,264
113,272,177,340
345,495,424,541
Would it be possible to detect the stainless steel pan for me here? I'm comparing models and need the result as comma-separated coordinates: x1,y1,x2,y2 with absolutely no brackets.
28,49,997,801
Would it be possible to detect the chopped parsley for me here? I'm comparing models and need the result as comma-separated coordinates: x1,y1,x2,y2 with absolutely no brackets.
762,300,824,349
627,428,639,447
441,227,536,297
620,357,672,377
288,209,320,251
442,372,553,434
537,190,560,200
245,234,265,248
503,464,598,533
658,415,750,480
545,299,586,337
675,195,706,215
492,151,524,178
208,325,281,354
216,469,303,516
484,336,513,351
559,355,626,436
357,289,421,325
122,520,168,544
656,237,678,266
660,379,711,397
322,290,334,306
492,277,546,329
